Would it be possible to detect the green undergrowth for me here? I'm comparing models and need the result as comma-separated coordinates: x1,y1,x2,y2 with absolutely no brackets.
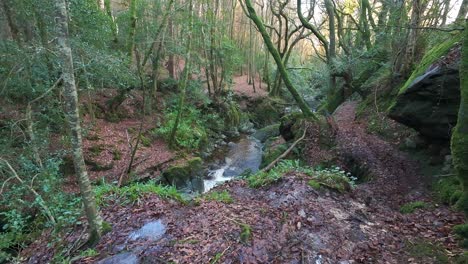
434,176,463,206
454,224,468,248
94,181,186,205
400,201,428,214
201,190,234,204
247,160,356,192
406,239,450,264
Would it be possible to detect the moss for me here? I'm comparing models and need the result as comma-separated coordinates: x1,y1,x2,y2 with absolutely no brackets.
308,179,321,190
88,144,104,157
406,239,450,264
318,86,344,114
454,224,468,248
162,157,203,187
252,123,280,142
102,221,112,234
434,176,462,205
112,148,122,160
202,190,234,204
451,22,468,215
400,201,428,214
139,134,152,147
261,143,289,168
455,252,468,264
398,34,462,95
252,98,284,126
247,169,283,188
239,223,252,244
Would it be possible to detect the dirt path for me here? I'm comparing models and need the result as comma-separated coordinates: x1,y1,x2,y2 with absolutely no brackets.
334,101,426,208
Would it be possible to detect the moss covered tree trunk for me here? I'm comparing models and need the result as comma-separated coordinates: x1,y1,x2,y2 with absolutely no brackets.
244,0,316,120
452,19,468,214
55,0,103,244
169,0,193,147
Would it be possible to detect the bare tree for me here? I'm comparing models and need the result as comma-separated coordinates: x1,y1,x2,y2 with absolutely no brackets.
55,0,103,244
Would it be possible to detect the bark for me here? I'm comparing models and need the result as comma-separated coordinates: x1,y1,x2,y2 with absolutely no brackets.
104,0,118,44
297,0,329,60
169,0,194,147
457,0,468,22
359,0,372,50
244,0,317,120
1,0,19,42
167,18,176,78
55,0,102,244
127,0,137,57
452,18,468,214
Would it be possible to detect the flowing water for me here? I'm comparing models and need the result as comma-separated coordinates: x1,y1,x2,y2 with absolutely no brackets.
203,135,263,192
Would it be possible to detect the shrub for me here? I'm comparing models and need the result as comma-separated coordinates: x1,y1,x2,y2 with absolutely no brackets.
154,106,209,150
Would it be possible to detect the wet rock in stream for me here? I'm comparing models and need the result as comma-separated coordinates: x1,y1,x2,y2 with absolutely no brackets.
97,252,139,264
128,220,166,241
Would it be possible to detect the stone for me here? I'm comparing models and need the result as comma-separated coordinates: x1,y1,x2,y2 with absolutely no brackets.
252,123,280,143
97,252,139,264
162,157,203,188
389,40,461,140
128,220,166,242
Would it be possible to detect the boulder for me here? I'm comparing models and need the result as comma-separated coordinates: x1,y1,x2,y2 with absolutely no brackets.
161,157,203,188
253,123,280,143
389,38,462,140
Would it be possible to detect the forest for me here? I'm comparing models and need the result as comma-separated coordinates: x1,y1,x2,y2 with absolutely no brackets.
0,0,467,262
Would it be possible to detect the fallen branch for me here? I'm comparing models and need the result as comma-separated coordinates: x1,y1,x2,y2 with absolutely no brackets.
262,127,307,172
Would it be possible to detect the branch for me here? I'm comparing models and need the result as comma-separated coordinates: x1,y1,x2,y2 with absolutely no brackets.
0,158,56,224
262,127,307,172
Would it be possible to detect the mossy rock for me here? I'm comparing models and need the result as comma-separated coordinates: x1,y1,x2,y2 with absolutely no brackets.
253,124,280,143
251,98,284,126
388,34,462,140
279,112,304,141
398,34,462,95
162,157,203,188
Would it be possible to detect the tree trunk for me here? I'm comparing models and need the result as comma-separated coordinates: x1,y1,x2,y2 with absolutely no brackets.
169,0,194,147
244,0,317,120
104,0,118,44
127,0,137,57
55,0,103,244
452,18,468,214
1,0,19,42
457,0,468,22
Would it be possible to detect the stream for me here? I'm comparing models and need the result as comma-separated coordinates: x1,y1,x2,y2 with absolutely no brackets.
202,135,263,192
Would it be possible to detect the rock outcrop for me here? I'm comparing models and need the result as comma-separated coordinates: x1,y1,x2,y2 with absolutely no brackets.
389,38,462,140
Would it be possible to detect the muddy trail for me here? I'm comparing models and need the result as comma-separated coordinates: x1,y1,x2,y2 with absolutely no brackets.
25,102,465,264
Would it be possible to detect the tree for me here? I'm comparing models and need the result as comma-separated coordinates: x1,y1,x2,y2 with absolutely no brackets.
242,0,317,120
451,19,468,214
55,0,103,244
169,0,194,146
457,0,468,22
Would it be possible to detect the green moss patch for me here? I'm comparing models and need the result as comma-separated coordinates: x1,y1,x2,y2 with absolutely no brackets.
202,190,234,204
162,157,203,187
400,201,428,214
398,34,461,95
406,239,450,264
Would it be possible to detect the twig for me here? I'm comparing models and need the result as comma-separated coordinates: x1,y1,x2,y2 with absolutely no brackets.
262,126,308,172
0,158,56,224
0,176,15,195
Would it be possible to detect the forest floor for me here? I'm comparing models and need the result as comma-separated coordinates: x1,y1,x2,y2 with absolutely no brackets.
23,98,466,263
